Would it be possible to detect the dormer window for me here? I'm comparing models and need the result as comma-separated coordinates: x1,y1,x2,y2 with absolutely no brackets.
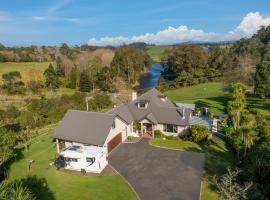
136,100,149,109
158,94,167,102
139,103,146,108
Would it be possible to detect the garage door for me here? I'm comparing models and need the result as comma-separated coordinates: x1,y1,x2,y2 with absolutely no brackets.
107,132,122,153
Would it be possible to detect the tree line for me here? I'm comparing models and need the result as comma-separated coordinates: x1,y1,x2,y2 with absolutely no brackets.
159,25,270,99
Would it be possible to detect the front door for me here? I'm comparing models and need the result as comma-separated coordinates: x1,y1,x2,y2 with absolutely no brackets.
143,123,153,138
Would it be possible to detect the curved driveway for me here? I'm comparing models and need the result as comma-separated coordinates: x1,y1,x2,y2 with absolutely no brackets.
109,139,205,200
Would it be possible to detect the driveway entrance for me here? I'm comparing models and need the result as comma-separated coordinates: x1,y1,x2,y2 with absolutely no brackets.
109,139,205,200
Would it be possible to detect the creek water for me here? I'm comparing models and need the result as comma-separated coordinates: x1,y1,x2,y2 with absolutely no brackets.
138,63,164,91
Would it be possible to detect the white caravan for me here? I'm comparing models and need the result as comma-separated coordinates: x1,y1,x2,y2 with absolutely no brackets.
56,145,107,173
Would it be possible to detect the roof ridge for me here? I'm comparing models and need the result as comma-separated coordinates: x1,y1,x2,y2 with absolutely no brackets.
68,109,115,117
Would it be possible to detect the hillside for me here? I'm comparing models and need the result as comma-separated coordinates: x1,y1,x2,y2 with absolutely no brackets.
165,82,270,120
146,45,172,62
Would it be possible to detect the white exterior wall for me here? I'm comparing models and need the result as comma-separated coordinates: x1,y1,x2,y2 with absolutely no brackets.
60,147,108,173
104,117,128,146
155,124,185,136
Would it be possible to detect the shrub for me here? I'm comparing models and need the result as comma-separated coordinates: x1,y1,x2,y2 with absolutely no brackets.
190,125,209,143
154,130,163,138
154,130,178,140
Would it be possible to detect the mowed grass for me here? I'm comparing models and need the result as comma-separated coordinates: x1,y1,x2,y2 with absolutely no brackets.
0,62,53,83
165,82,270,120
151,138,235,200
146,45,172,62
165,82,229,115
8,127,137,200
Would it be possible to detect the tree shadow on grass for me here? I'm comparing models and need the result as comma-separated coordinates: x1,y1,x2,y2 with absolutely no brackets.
2,148,25,181
193,96,229,115
20,175,55,200
201,141,235,176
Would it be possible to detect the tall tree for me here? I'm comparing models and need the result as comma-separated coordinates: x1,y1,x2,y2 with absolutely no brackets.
111,45,151,84
255,61,270,98
214,168,252,200
227,82,247,129
43,64,60,89
166,45,208,75
79,70,91,92
55,56,65,77
66,67,77,89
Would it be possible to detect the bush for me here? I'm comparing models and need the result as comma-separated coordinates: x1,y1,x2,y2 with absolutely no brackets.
154,130,178,140
190,125,209,143
154,130,163,138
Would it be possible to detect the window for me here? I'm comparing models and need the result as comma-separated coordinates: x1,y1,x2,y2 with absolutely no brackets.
64,157,78,162
112,121,115,129
86,157,95,165
139,103,146,108
163,124,178,133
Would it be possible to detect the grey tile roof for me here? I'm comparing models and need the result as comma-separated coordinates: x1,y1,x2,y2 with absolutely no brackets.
54,110,115,146
107,104,134,124
126,88,191,126
145,113,158,124
54,88,191,146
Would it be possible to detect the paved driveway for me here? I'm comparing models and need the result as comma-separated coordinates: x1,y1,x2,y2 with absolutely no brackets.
109,139,205,200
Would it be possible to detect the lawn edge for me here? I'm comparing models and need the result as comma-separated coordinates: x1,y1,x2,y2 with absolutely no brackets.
108,164,141,200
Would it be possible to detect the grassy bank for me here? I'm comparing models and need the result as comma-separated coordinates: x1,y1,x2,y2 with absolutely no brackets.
0,62,54,84
151,138,235,199
146,45,172,62
165,82,270,119
165,82,229,115
8,126,137,200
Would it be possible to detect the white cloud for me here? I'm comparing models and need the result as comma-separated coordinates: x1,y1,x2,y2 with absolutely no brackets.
88,12,270,46
226,12,270,40
32,16,79,23
32,16,47,20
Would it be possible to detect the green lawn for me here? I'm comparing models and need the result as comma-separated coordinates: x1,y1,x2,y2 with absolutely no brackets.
146,45,172,62
8,127,137,200
151,138,235,200
165,82,270,120
165,82,229,115
0,62,54,83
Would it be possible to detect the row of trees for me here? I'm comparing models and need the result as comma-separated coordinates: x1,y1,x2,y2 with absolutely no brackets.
43,45,152,92
219,82,270,199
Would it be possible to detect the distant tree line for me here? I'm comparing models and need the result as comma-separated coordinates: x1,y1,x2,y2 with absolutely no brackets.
159,25,270,99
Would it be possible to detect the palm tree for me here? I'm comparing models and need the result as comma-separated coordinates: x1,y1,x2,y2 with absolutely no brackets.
0,181,35,200
227,82,247,129
240,113,257,157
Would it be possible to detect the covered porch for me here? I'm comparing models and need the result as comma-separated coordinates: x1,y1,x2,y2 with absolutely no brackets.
133,119,156,139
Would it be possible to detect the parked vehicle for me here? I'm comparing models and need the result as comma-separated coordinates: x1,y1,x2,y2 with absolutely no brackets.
55,145,107,173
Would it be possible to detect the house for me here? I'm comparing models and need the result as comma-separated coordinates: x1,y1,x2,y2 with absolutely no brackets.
53,88,192,173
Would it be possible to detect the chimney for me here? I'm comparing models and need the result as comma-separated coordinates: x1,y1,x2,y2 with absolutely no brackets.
132,92,137,101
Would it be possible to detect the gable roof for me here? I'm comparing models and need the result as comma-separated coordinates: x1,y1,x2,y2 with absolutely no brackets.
54,110,115,146
107,104,134,124
126,88,191,126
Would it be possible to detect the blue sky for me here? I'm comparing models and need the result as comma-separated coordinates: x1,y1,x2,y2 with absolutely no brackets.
1,0,270,46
